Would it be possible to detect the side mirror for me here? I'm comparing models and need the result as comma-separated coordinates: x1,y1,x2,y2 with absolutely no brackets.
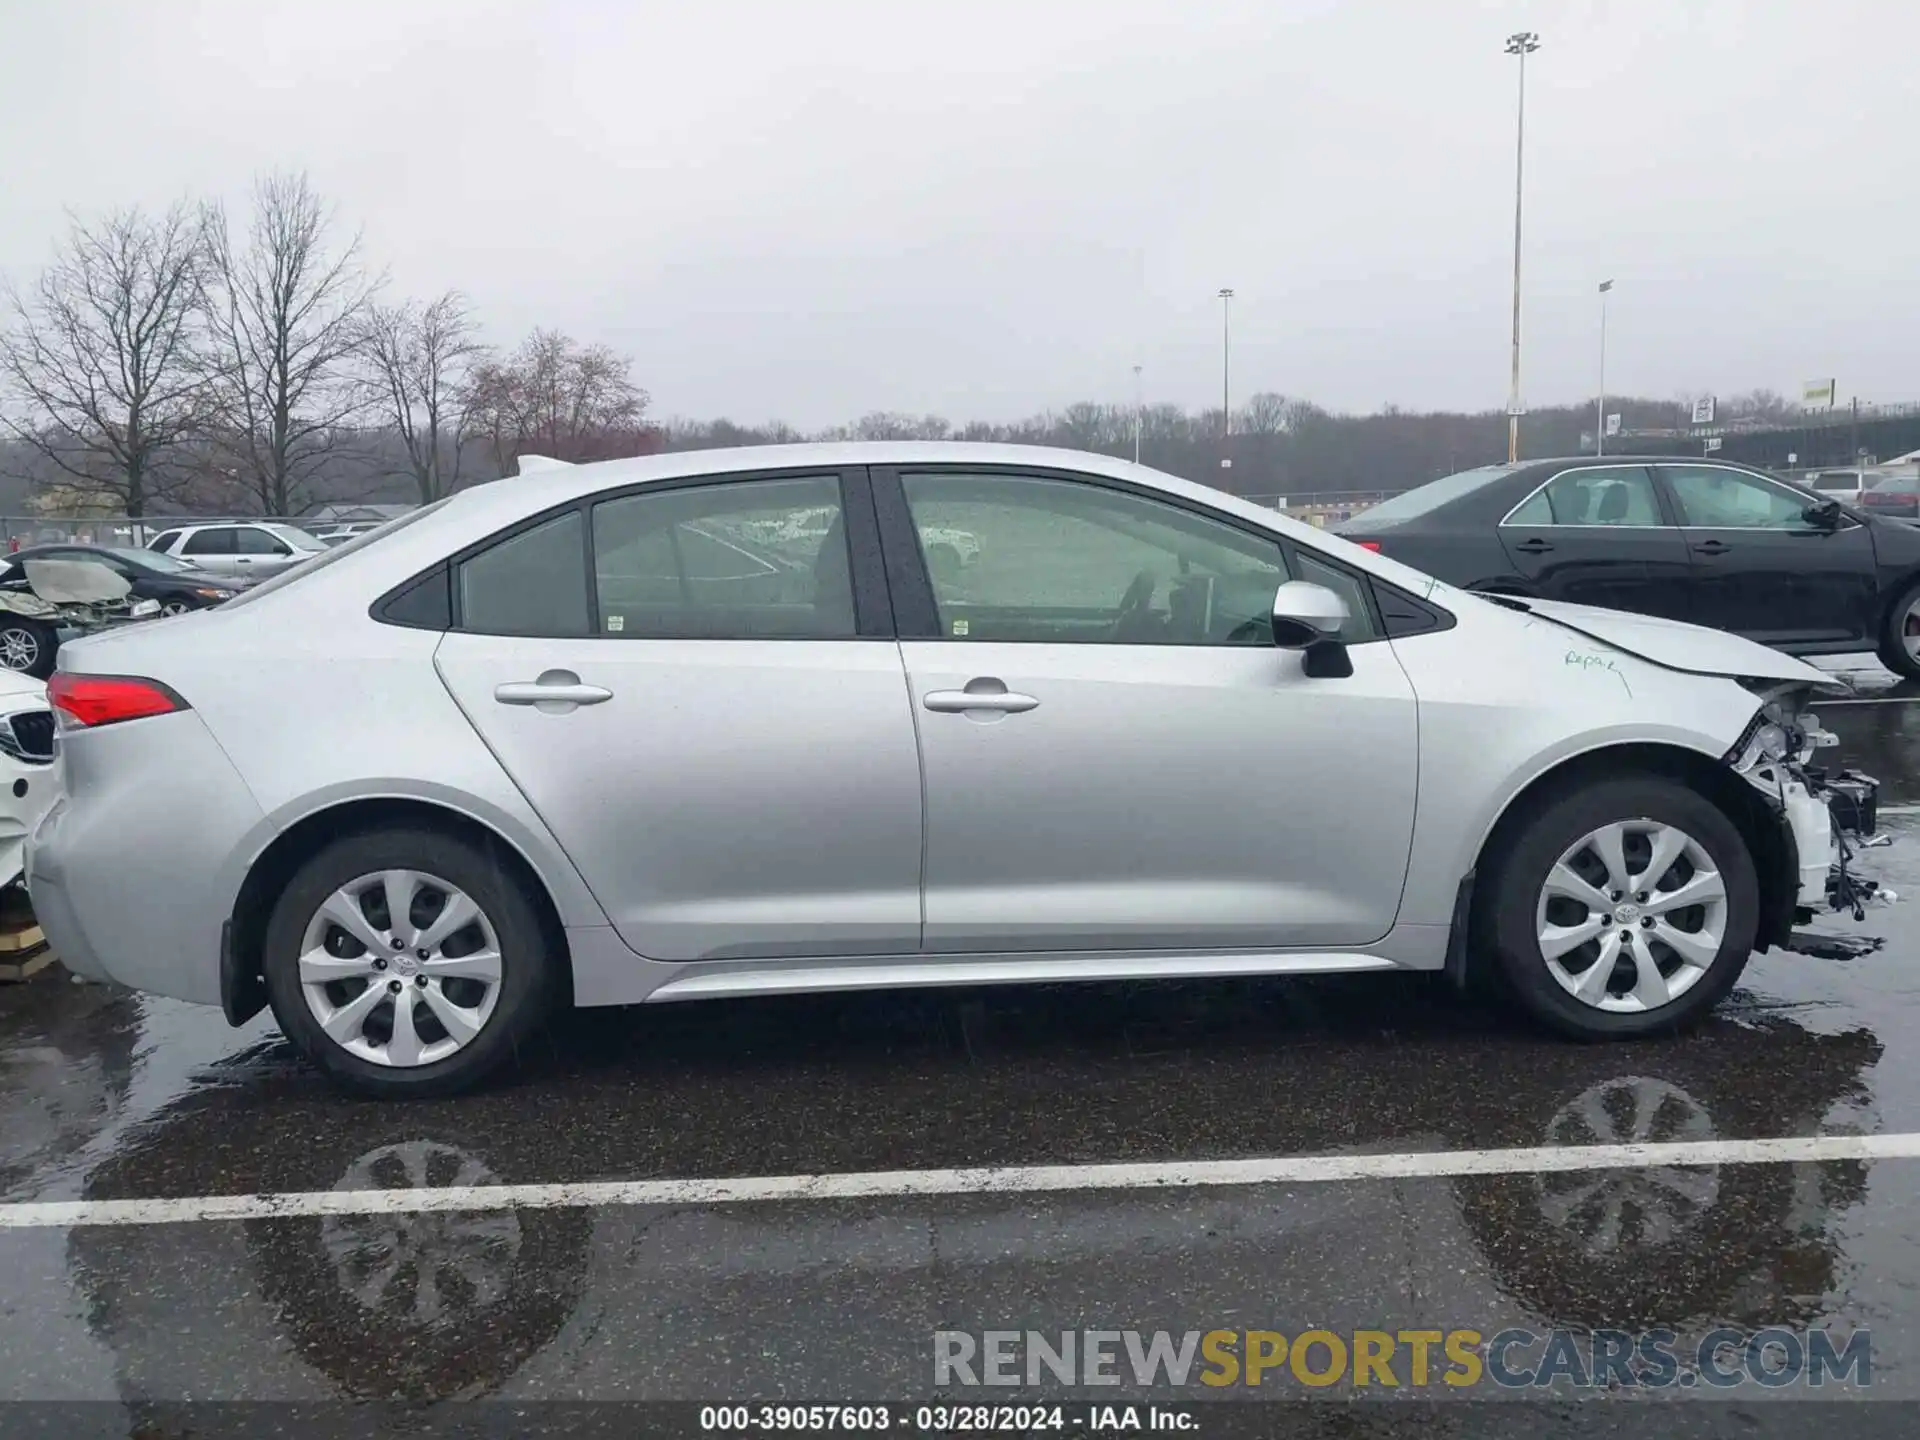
1802,500,1844,529
1270,580,1350,649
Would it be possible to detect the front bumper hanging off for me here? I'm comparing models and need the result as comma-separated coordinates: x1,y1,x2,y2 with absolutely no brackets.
1809,766,1893,918
1727,704,1897,925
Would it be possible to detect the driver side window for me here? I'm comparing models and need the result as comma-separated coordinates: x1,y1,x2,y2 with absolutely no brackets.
1662,466,1820,529
899,471,1296,646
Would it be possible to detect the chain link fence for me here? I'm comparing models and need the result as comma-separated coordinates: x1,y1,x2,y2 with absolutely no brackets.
0,514,326,549
1241,491,1393,527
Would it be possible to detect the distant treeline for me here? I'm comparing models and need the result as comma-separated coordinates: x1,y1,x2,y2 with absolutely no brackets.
656,392,1801,502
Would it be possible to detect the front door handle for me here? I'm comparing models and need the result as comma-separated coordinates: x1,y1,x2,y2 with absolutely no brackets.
1692,540,1731,556
495,670,613,710
1512,537,1554,554
923,679,1039,714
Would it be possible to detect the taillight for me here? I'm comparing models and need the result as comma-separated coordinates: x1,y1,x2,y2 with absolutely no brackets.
1354,540,1383,552
47,673,188,729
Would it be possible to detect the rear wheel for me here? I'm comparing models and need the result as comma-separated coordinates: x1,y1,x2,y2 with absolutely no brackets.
261,828,558,1098
1876,579,1920,680
1479,777,1759,1039
0,618,55,679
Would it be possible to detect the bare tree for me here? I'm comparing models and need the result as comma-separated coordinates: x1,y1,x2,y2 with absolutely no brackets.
200,172,378,514
0,203,210,517
358,292,488,504
465,328,653,472
1239,392,1292,436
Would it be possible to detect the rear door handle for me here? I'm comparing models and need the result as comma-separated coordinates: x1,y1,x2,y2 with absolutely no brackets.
924,684,1039,714
1512,537,1554,554
1692,540,1731,555
495,670,613,709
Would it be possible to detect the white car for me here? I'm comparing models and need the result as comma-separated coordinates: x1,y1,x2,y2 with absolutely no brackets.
145,522,328,579
29,443,1893,1097
1805,469,1872,506
0,670,57,891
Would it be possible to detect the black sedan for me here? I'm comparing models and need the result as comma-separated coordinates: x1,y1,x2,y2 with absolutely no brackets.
1335,455,1920,679
0,544,245,615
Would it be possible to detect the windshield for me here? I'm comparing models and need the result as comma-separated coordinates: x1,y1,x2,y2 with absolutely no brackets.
1344,465,1518,529
218,500,452,608
1811,473,1860,491
1871,473,1918,493
106,545,194,572
265,523,328,551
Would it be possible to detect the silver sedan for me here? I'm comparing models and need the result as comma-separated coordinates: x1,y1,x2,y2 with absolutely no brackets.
27,444,1880,1096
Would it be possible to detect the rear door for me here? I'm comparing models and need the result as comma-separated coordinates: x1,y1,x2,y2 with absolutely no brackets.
1496,464,1695,621
1657,464,1877,646
431,466,926,962
179,528,238,574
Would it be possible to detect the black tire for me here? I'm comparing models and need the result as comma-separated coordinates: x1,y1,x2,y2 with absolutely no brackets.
1477,776,1759,1039
1876,578,1920,680
261,827,559,1098
0,618,56,679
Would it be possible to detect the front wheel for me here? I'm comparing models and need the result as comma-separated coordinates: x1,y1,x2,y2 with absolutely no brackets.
261,828,559,1098
1876,580,1920,680
0,618,56,679
1478,777,1759,1039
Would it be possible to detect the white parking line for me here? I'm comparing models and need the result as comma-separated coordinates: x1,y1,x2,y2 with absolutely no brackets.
1820,696,1920,705
6,1132,1920,1230
1879,803,1920,816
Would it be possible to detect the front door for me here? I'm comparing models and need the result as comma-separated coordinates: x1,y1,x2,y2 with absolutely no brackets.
1656,464,1878,647
432,469,925,962
1496,464,1695,622
882,467,1419,954
231,525,298,576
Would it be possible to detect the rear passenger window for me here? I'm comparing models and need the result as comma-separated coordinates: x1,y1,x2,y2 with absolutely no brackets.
183,529,235,555
590,477,853,638
458,511,589,636
1512,467,1663,526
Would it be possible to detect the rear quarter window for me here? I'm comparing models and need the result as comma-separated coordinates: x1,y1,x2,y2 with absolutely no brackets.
216,499,454,610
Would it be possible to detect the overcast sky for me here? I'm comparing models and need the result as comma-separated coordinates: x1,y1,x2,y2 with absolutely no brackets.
1,0,1912,428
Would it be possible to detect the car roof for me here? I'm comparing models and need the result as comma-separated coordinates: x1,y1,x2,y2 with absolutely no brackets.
432,442,1202,530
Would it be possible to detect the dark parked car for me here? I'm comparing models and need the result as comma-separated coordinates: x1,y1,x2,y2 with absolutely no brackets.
1336,456,1920,679
1858,472,1920,519
0,544,245,616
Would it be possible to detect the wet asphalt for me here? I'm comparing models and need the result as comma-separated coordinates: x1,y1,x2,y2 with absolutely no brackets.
7,665,1920,1429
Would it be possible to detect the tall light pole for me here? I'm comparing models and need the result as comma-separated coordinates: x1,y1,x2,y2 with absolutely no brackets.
1217,287,1234,468
1595,279,1613,456
1504,30,1540,464
1132,364,1144,464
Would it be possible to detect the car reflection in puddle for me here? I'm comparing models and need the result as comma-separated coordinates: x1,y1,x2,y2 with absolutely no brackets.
1455,1018,1878,1335
1532,1076,1722,1255
316,1141,523,1325
245,1140,591,1402
63,1003,1881,1401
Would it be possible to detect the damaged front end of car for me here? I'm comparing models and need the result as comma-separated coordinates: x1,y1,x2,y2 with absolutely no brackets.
1726,679,1894,932
0,558,161,635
